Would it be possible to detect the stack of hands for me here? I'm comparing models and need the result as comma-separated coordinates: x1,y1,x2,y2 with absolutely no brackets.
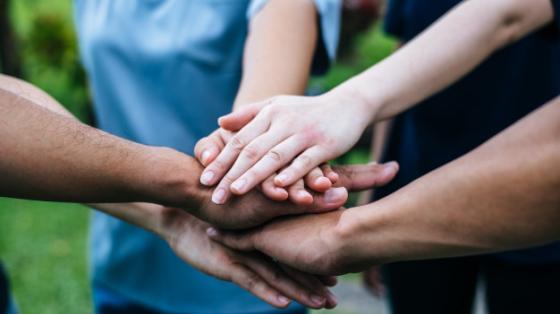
162,93,398,310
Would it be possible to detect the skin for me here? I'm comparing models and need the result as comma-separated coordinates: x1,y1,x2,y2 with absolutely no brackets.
210,96,560,275
0,0,397,308
198,0,336,205
201,0,555,194
0,74,400,308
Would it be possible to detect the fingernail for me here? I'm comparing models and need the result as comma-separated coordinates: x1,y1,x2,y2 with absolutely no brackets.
327,292,338,307
206,227,219,237
212,188,227,204
383,162,399,175
324,187,346,204
217,117,225,126
310,294,325,306
275,174,289,186
200,170,215,185
277,295,290,305
231,178,247,193
201,151,212,165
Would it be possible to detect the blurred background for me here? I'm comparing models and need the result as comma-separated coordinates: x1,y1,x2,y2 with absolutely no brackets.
0,0,397,313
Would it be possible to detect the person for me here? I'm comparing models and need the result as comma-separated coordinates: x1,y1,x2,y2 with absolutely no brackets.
71,0,368,313
209,94,560,276
0,74,399,312
205,1,560,313
361,0,560,313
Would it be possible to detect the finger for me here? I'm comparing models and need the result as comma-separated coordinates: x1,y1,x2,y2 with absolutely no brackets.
321,163,339,184
201,116,270,188
287,179,313,206
194,133,223,167
229,263,291,309
241,256,327,309
280,265,338,310
275,146,329,187
230,135,308,195
333,161,399,192
261,174,289,201
319,276,338,287
207,227,257,251
225,131,291,196
219,100,270,131
304,167,332,193
296,187,348,214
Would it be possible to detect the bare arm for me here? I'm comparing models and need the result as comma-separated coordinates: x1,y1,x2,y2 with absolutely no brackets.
233,0,318,108
207,0,556,190
0,75,345,308
341,96,560,266
0,74,196,205
336,0,555,121
210,96,560,275
197,0,345,204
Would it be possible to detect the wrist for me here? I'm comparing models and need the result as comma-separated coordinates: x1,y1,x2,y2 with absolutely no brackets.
333,203,398,269
326,76,383,126
141,146,204,210
157,206,196,243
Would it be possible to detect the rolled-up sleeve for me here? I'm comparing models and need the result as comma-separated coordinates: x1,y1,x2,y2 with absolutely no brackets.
247,0,342,74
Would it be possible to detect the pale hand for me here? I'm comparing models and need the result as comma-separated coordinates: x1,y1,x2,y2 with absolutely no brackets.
189,161,398,230
196,128,339,205
198,92,371,200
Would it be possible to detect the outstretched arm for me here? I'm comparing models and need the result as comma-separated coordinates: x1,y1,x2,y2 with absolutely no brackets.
0,74,196,205
0,75,341,309
210,95,560,275
197,0,345,204
206,0,556,194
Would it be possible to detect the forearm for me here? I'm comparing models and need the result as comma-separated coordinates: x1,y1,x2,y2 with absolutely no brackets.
333,0,555,122
341,96,560,265
0,75,199,205
233,0,318,108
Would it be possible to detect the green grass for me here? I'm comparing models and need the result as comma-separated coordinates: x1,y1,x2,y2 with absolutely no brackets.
0,198,358,314
0,198,92,314
2,2,395,313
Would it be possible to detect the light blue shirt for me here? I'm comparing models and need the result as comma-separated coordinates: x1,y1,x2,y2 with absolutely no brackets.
73,1,340,312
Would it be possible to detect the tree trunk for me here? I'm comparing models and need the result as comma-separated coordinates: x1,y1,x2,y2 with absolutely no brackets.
0,0,22,77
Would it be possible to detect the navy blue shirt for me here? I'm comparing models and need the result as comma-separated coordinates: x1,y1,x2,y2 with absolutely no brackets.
377,0,560,264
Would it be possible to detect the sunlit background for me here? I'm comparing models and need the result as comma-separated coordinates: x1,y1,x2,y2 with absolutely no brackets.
0,0,397,313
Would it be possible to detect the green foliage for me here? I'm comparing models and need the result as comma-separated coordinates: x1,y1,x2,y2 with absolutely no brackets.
10,0,91,122
311,23,397,91
1,2,396,313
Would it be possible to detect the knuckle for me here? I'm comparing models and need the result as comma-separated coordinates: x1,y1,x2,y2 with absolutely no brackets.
267,149,284,163
242,273,260,291
296,154,313,169
231,136,246,152
241,145,260,161
210,159,227,172
272,269,283,282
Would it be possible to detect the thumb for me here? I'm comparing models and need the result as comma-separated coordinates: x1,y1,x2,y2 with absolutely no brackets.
219,100,269,131
333,161,399,192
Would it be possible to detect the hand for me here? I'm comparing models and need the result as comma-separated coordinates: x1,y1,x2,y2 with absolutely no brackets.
188,161,398,230
363,266,385,297
207,210,359,276
198,92,371,199
156,204,339,309
89,202,338,309
196,128,338,205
